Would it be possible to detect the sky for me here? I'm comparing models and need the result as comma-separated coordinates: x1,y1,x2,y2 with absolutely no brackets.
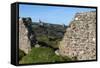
19,4,96,25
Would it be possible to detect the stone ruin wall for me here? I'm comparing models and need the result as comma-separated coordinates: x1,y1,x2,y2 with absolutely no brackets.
59,11,96,60
19,18,31,54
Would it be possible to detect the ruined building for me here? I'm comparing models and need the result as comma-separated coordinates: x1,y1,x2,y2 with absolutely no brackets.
59,11,96,60
19,17,37,54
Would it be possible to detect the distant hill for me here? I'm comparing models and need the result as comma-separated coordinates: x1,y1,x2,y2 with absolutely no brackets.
19,17,67,53
31,21,67,49
32,21,67,39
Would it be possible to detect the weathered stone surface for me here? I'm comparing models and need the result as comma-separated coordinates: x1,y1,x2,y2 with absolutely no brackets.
34,44,40,48
19,17,37,54
59,11,96,60
55,49,60,56
19,18,31,54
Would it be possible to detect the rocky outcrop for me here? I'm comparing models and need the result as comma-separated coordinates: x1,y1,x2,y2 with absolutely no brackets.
19,17,37,54
59,11,96,60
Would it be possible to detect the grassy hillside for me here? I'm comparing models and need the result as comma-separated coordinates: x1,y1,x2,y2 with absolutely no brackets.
19,47,72,64
32,22,67,49
19,20,72,64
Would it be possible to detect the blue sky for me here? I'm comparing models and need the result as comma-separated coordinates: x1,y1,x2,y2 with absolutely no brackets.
19,4,96,25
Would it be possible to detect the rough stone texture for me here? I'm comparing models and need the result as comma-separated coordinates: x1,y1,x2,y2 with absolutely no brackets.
19,18,31,54
59,11,96,60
